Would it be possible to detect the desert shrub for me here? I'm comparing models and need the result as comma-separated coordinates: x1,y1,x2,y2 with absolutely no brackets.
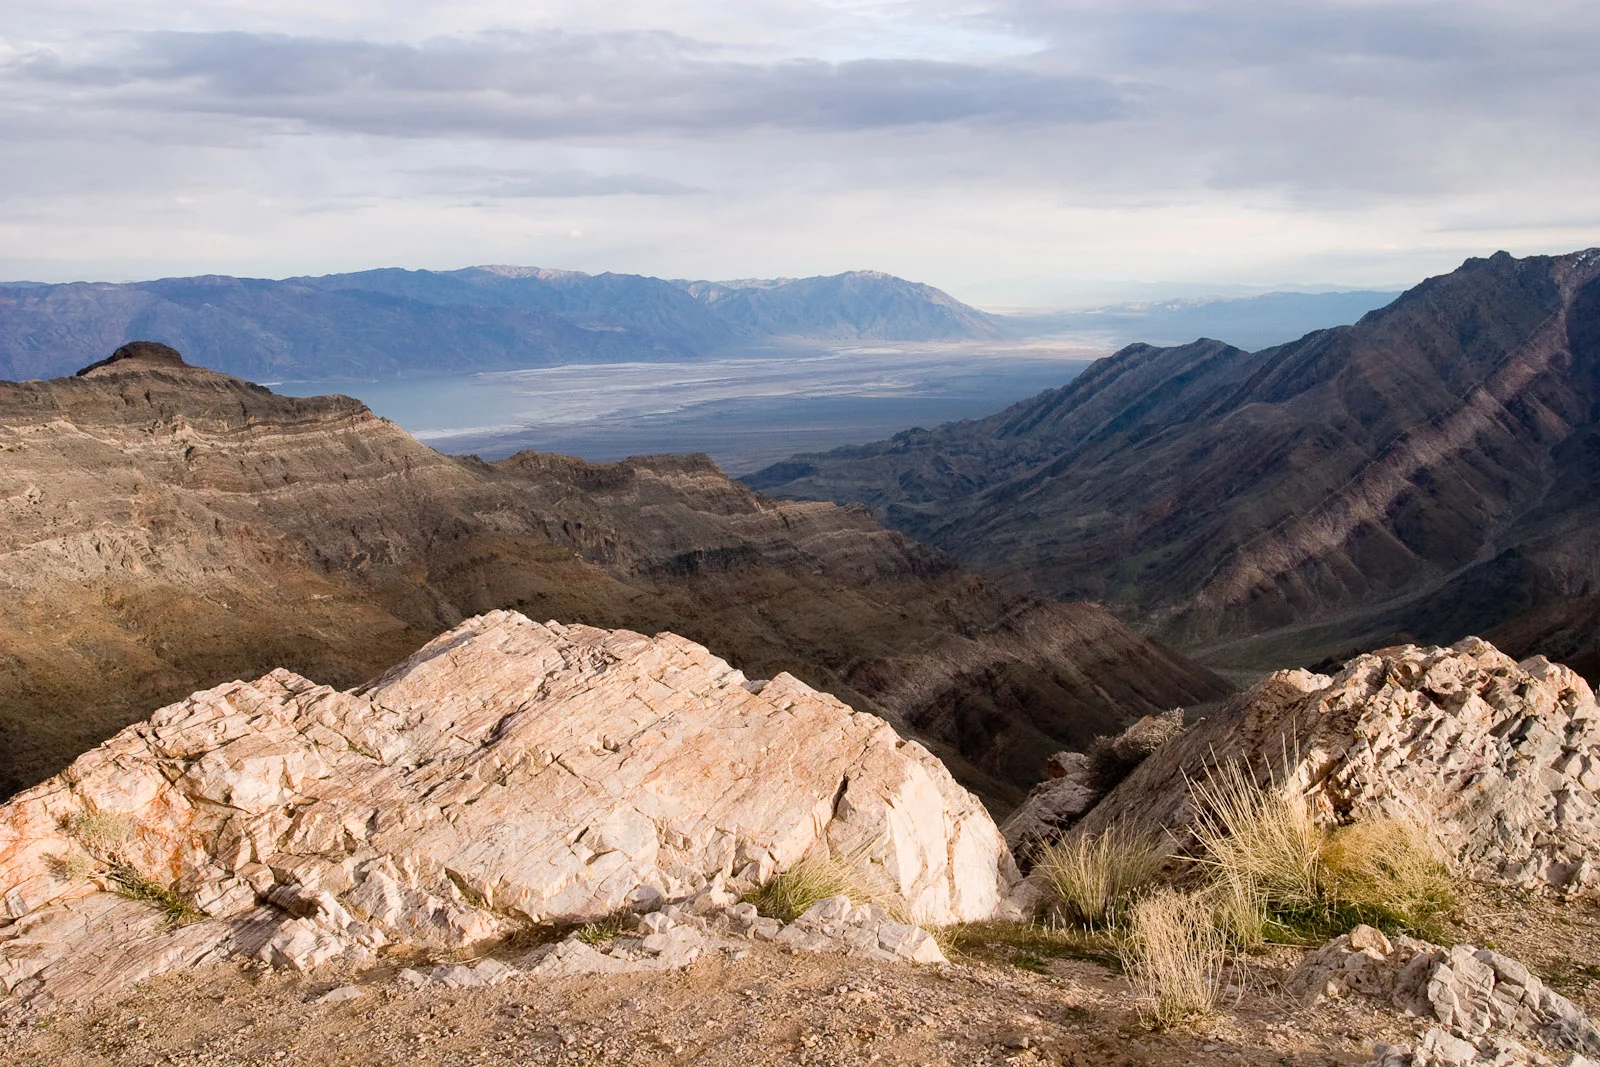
1087,709,1185,789
1322,817,1456,939
1192,762,1456,943
1037,824,1170,928
62,809,201,925
1121,888,1228,1030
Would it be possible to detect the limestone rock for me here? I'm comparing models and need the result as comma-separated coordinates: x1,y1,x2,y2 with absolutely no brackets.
0,611,1017,1008
1290,930,1600,1059
1000,752,1103,866
1077,639,1600,896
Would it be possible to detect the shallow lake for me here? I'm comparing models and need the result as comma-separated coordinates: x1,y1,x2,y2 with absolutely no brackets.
272,340,1101,475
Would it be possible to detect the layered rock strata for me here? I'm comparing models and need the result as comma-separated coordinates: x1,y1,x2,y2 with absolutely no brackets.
0,346,1228,806
750,248,1600,683
1074,638,1600,896
0,612,1017,1009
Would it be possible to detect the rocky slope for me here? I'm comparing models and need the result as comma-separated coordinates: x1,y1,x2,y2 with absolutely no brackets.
1073,637,1600,897
0,267,997,382
748,249,1600,682
0,613,1017,1008
0,343,1226,803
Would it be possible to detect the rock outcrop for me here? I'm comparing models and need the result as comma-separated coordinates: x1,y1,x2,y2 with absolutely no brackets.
1289,926,1600,1066
1074,638,1600,897
0,612,1017,1010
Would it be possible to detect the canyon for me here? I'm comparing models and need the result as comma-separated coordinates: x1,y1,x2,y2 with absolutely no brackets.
0,341,1224,805
749,249,1600,684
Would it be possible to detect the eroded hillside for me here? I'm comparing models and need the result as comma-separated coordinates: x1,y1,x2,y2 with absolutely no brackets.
0,343,1224,803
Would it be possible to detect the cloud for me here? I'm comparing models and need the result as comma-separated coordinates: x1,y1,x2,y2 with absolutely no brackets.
7,29,1128,140
405,165,702,198
2,1,1599,297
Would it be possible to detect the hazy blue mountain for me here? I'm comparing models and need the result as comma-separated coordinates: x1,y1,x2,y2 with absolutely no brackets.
671,270,1001,340
0,267,997,382
1000,289,1403,351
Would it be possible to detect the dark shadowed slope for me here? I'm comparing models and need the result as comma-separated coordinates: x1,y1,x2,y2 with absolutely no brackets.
0,268,997,382
0,344,1224,807
748,249,1600,681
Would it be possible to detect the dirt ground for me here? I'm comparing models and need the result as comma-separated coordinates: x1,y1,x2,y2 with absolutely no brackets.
5,890,1596,1067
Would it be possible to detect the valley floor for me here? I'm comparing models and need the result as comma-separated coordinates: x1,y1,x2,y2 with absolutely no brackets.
7,890,1596,1067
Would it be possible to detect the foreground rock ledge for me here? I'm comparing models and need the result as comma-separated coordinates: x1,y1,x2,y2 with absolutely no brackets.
0,611,1019,1008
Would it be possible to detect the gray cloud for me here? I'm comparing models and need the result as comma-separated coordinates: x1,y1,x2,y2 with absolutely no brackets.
405,165,702,197
10,29,1128,139
3,1,1599,296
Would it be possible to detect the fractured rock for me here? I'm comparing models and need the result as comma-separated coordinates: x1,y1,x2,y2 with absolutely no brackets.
0,611,1017,1008
1077,639,1600,896
1291,929,1600,1059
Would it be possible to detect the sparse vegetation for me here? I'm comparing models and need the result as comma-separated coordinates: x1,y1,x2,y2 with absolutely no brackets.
576,909,638,947
61,809,202,926
1086,709,1185,789
743,855,901,924
1037,824,1170,929
1322,817,1457,940
1121,888,1228,1030
1191,761,1456,944
935,919,1120,970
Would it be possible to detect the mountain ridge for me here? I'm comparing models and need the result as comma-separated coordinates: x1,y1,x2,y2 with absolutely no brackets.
747,248,1600,682
0,267,997,383
0,344,1226,805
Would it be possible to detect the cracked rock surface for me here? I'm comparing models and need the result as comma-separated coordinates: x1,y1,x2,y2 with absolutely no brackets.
1288,925,1600,1065
1077,638,1600,897
0,610,1018,1010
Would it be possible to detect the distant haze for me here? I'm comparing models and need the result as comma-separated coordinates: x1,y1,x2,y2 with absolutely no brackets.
2,2,1599,303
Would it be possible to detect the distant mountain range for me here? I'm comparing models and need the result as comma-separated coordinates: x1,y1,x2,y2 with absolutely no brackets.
748,249,1600,683
1001,289,1404,351
0,267,999,382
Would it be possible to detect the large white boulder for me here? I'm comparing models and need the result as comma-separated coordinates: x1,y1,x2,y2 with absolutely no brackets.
0,611,1018,1008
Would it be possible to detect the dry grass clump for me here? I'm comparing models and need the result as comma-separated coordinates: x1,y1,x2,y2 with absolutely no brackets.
1038,824,1170,929
1322,817,1456,939
1122,888,1228,1030
743,855,903,924
1191,761,1456,943
1192,761,1324,923
61,809,202,926
64,810,132,855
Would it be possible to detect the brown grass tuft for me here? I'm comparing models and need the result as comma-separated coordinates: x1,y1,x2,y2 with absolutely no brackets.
1037,824,1170,929
1122,888,1228,1030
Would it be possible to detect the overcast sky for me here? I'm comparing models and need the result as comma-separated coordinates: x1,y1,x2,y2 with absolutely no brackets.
2,0,1598,306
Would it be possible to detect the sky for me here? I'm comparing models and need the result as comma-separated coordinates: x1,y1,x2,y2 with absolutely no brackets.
2,0,1598,307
